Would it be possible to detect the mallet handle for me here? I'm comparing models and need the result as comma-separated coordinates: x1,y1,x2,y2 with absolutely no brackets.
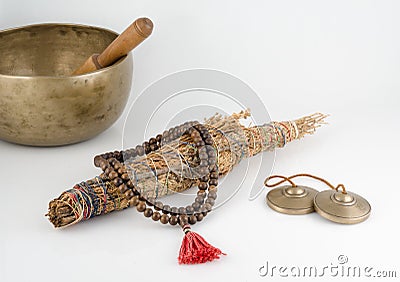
72,17,153,75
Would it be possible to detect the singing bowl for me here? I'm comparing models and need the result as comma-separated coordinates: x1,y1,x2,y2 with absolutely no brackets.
0,23,133,146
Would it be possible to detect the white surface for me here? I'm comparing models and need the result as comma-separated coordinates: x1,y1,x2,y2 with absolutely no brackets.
1,1,400,281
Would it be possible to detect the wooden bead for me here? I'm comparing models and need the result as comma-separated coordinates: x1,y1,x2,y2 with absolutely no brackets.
127,180,134,188
94,156,103,167
203,203,212,212
129,149,137,157
150,144,157,151
118,184,128,194
136,201,146,212
191,131,200,138
192,202,201,210
130,196,139,206
189,215,197,224
179,215,188,226
200,175,209,182
152,211,161,221
198,182,208,190
170,207,178,215
162,205,171,214
114,162,122,170
124,189,134,199
143,142,151,154
109,171,118,180
193,124,202,130
208,191,217,199
136,145,144,156
149,137,157,144
196,141,205,147
121,173,130,181
209,179,218,186
144,208,153,217
154,201,163,211
195,196,204,204
178,207,186,215
113,177,123,186
206,198,215,206
210,172,218,179
104,167,114,175
208,185,217,192
169,216,178,226
123,149,132,159
186,205,194,215
109,158,117,166
160,214,169,224
196,213,204,222
128,199,136,207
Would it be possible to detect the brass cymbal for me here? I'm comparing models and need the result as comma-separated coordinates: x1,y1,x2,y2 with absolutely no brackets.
314,190,371,224
266,185,319,215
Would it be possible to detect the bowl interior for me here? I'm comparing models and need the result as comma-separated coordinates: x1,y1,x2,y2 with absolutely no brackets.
0,24,117,77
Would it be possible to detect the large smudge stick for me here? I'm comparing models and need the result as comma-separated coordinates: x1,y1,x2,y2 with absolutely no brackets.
47,110,327,228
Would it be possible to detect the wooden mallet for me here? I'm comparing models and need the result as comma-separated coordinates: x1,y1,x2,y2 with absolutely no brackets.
72,17,153,75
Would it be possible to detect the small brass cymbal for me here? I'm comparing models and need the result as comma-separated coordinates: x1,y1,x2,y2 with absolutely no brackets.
266,185,319,215
314,190,371,224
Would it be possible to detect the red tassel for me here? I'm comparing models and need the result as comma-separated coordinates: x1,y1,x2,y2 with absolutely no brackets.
178,225,225,264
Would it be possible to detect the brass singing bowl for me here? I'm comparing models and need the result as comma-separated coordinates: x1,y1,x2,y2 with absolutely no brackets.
0,23,133,146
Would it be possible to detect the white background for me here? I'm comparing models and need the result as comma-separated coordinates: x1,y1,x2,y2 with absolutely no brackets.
1,1,399,281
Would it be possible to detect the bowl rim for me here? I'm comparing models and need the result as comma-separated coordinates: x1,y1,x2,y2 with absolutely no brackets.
0,22,131,79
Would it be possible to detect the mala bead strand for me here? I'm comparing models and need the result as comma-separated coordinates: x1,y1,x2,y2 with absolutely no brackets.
159,123,218,224
96,121,219,228
160,123,218,225
133,122,205,224
178,123,218,226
